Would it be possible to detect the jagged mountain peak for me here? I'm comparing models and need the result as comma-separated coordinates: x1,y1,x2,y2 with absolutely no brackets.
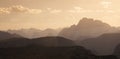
59,18,119,40
77,17,110,28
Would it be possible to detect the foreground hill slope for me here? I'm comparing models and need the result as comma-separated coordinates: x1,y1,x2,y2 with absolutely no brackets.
79,33,120,55
0,46,95,59
0,31,21,40
0,36,76,48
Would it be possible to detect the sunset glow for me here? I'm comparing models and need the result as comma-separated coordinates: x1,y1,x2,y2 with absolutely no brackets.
0,0,120,30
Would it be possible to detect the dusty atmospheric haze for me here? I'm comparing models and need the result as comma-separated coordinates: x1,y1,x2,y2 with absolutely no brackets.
1,0,120,59
0,0,120,30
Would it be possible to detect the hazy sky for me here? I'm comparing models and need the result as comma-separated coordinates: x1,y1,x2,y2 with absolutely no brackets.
0,0,120,30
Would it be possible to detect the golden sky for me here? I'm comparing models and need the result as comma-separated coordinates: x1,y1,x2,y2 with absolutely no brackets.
0,0,120,30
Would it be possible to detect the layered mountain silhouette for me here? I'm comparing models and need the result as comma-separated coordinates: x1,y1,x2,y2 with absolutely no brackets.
0,36,76,48
79,33,120,55
0,36,118,59
8,28,61,39
0,31,21,40
0,17,120,59
59,17,119,40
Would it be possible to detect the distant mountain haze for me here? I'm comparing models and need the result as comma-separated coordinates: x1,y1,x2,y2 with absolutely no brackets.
59,17,119,40
7,18,120,40
8,28,61,39
118,27,120,31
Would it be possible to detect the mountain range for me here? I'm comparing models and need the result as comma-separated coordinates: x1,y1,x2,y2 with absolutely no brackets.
1,17,120,57
8,28,61,39
59,17,120,40
0,36,76,48
6,17,120,41
0,31,21,40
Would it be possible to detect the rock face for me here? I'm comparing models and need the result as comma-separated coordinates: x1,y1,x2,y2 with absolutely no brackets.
79,33,120,55
59,17,119,40
8,28,61,39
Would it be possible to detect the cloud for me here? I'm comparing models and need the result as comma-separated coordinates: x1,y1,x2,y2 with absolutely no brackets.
47,8,62,14
67,6,117,14
50,9,62,14
0,8,10,14
68,9,116,13
67,9,93,13
100,1,112,8
0,5,42,15
74,6,83,10
67,6,85,13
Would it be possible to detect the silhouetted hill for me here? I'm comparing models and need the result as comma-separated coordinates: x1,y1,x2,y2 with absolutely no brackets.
0,38,30,48
8,28,61,38
0,46,94,59
0,36,76,48
0,36,95,59
0,44,118,59
114,43,120,59
79,33,120,55
31,37,76,47
0,36,118,59
0,31,21,40
59,17,119,40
